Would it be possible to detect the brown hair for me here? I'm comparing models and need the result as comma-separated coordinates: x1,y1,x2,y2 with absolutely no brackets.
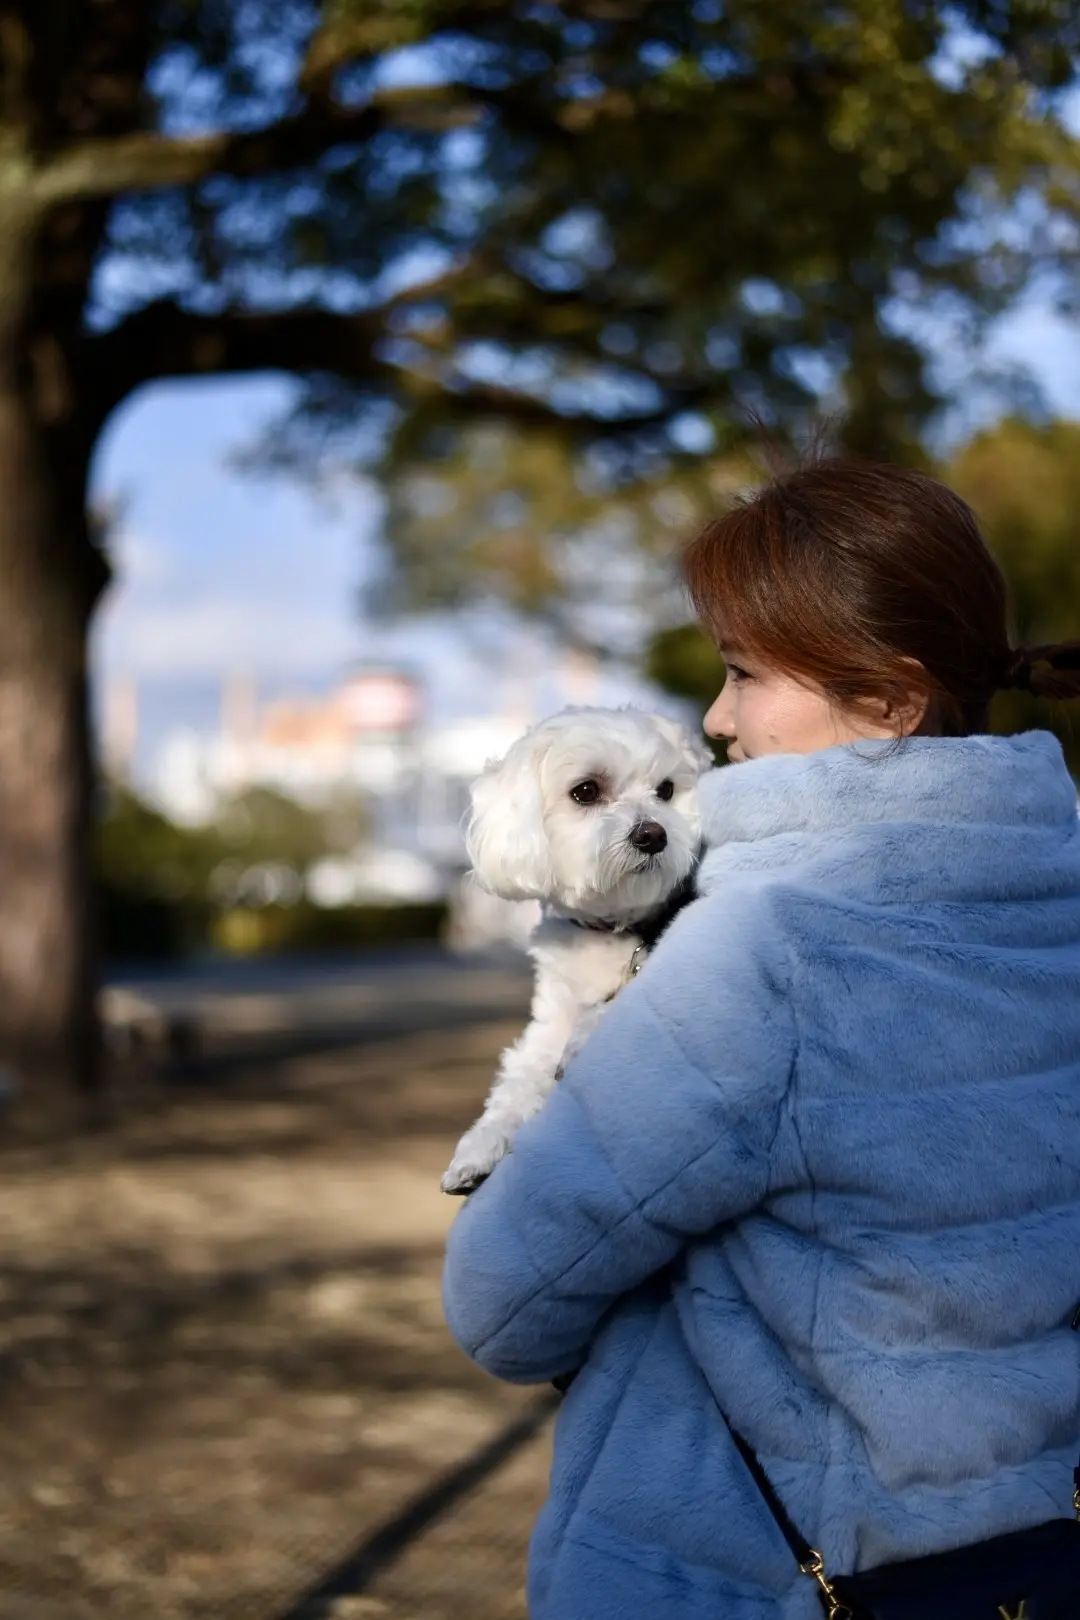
683,455,1080,737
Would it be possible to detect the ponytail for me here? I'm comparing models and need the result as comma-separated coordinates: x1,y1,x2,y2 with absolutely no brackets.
997,642,1080,703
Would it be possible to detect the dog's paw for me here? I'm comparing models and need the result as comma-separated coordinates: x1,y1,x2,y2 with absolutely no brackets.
441,1120,513,1195
441,1168,489,1197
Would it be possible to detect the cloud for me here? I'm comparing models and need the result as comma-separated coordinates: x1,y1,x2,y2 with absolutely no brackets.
107,527,176,588
94,579,364,680
91,377,383,682
92,494,372,679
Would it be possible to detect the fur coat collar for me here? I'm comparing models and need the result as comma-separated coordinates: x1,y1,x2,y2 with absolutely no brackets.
695,729,1078,898
699,729,1075,843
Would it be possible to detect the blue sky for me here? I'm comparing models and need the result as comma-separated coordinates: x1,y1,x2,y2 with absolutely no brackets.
89,374,671,780
90,297,1080,786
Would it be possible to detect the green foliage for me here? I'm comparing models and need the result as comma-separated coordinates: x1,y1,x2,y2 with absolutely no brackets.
29,4,1080,776
375,421,747,646
948,418,1080,646
948,418,1080,769
213,786,365,873
95,782,423,960
44,2,1080,655
644,623,729,762
645,624,726,711
97,783,372,901
310,0,1080,642
96,787,223,903
211,901,448,956
95,788,216,960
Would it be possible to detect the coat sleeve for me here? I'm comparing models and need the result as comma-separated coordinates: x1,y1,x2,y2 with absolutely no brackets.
441,886,796,1383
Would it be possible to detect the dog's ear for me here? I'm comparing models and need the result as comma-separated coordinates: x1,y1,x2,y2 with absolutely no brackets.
466,731,555,899
650,714,714,778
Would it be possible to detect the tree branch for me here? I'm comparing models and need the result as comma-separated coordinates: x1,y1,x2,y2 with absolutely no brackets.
86,287,714,432
86,300,392,415
85,255,486,406
412,374,716,431
34,86,480,206
0,11,33,135
299,2,504,99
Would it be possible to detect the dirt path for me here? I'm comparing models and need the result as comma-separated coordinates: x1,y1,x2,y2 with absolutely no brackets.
0,986,553,1619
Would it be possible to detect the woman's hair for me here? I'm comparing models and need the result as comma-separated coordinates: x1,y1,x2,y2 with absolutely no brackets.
683,455,1080,736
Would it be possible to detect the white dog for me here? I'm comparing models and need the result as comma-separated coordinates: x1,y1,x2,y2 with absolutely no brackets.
442,706,713,1194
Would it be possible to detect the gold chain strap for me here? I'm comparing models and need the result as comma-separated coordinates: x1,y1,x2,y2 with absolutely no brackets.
797,1487,1080,1616
799,1548,853,1620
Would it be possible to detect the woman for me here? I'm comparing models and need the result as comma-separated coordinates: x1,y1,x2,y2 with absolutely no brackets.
442,457,1080,1619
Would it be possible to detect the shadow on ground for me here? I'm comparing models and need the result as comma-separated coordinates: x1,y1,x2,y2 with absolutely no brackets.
0,955,551,1620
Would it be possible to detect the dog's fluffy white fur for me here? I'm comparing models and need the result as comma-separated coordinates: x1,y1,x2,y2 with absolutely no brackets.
442,706,713,1193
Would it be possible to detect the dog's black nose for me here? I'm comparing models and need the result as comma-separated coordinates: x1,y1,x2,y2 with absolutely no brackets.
628,820,667,854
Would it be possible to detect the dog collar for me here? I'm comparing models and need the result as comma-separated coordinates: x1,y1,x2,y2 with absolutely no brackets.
566,869,697,953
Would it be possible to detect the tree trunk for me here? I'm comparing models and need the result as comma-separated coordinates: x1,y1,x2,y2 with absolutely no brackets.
0,381,103,1126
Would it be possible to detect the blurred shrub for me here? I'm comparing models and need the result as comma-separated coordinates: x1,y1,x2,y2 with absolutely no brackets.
949,418,1080,773
96,788,217,961
644,623,728,763
645,623,727,711
213,785,369,875
211,902,448,956
97,786,223,904
96,783,437,962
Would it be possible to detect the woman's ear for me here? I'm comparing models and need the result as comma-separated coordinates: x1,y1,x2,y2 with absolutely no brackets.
466,732,556,899
886,657,934,737
888,690,933,736
853,658,933,740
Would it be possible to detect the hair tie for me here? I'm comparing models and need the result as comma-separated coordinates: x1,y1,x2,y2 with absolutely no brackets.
998,648,1033,693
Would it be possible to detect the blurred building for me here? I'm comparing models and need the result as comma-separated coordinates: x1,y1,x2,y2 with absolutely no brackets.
133,647,677,933
101,673,139,782
150,663,543,875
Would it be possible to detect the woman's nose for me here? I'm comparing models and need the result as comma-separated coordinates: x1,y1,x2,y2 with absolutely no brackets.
703,692,733,740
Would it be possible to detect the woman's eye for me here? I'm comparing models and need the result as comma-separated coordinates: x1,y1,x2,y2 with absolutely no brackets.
726,663,749,683
655,779,675,801
570,779,601,805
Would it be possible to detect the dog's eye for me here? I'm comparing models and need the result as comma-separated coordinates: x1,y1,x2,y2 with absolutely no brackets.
655,779,675,801
570,779,601,806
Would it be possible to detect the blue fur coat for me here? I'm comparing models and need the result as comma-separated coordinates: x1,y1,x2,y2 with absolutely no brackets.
442,731,1080,1620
